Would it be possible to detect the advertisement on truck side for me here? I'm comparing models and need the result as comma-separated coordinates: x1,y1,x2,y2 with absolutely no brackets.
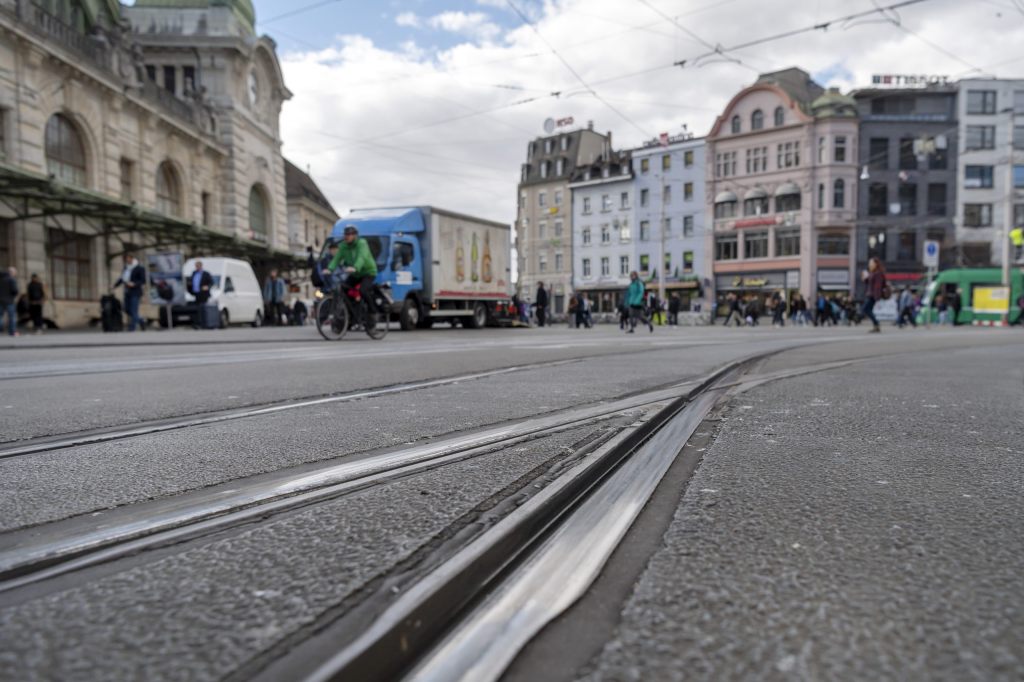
434,214,510,300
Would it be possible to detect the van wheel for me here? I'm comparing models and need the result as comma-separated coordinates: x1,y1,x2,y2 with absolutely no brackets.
399,298,420,331
252,310,263,328
219,309,230,329
465,304,487,329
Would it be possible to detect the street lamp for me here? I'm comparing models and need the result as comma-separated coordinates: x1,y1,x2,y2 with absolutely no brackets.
1001,106,1015,317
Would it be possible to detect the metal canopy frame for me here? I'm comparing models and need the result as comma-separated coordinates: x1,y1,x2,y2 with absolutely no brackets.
0,163,304,271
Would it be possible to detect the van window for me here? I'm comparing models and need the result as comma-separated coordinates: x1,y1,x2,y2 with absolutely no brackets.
392,242,414,270
224,277,235,293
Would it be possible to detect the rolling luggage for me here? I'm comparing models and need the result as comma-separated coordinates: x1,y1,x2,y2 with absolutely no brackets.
100,295,123,332
198,303,220,330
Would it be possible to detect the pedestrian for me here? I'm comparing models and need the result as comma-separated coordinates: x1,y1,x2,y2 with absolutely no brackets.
519,298,530,325
263,269,286,326
186,259,215,326
722,292,742,327
618,300,629,330
897,287,917,328
308,242,338,290
534,281,549,327
114,253,147,332
934,293,949,325
746,296,759,326
771,290,786,327
668,293,680,326
1,266,18,337
292,298,308,326
568,292,579,328
584,297,594,328
27,273,46,334
1011,226,1023,263
814,291,832,327
650,294,665,326
573,292,590,329
950,287,963,326
861,257,887,333
626,271,653,334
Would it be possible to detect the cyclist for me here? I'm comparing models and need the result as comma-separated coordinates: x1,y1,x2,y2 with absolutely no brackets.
324,224,378,323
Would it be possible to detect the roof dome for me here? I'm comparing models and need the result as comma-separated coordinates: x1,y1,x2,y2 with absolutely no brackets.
133,0,256,31
812,87,857,119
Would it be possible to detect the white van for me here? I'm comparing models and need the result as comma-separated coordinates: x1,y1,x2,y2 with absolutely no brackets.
180,257,264,328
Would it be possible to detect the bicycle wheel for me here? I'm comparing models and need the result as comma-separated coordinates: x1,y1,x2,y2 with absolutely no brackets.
364,304,389,340
316,295,349,341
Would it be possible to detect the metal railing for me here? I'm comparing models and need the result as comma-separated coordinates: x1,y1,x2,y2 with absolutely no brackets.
17,2,111,71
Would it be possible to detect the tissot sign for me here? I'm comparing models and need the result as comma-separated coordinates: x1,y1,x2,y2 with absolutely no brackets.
871,74,950,88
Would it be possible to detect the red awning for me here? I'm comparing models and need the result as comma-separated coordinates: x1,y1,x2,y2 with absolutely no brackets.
886,272,925,281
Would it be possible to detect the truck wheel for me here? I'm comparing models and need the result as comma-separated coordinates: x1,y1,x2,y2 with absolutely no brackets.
399,298,420,331
219,309,230,329
465,304,487,329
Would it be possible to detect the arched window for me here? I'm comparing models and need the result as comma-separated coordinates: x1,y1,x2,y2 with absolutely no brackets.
155,162,182,217
833,179,845,208
730,115,741,134
751,109,764,130
249,185,269,241
774,106,785,126
45,113,87,186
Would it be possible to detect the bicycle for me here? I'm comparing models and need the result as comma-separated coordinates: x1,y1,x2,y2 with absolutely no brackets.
315,278,392,341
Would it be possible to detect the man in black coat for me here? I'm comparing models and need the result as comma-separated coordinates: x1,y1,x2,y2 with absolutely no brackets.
187,260,214,304
535,281,549,327
1,266,18,337
114,254,147,332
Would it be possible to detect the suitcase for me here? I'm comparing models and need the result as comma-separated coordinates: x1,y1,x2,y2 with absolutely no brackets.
100,295,123,332
198,303,220,330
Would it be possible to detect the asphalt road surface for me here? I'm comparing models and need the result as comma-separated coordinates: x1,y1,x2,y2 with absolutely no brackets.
0,323,1020,681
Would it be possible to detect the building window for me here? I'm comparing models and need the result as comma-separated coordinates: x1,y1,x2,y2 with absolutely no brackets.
45,113,87,186
897,231,917,262
538,192,546,207
833,179,845,209
744,231,768,259
640,188,649,207
663,185,671,203
602,194,611,211
554,220,563,236
898,183,918,216
1014,126,1024,149
684,150,694,167
683,251,694,273
751,109,764,130
664,251,672,273
620,255,629,275
731,115,740,134
683,215,694,237
620,192,629,208
776,192,801,213
868,183,888,216
869,137,889,170
538,222,546,239
1015,165,1024,189
544,139,554,154
582,258,591,278
554,190,563,206
834,135,847,163
774,106,785,126
163,65,176,95
620,220,631,241
930,145,948,170
556,158,565,175
683,182,693,201
560,136,569,151
639,254,650,272
145,64,157,82
662,154,671,170
715,235,738,261
601,225,610,243
555,253,564,272
817,234,849,255
746,146,766,173
663,217,672,236
640,158,650,174
714,200,737,219
119,158,134,201
715,152,737,177
965,125,995,150
744,196,769,216
927,183,947,216
156,162,182,217
965,165,994,189
1015,204,1024,227
966,90,997,115
540,162,549,179
582,227,591,245
817,183,825,210
0,109,7,160
582,197,592,214
775,228,800,257
201,192,212,225
868,229,887,260
899,137,917,170
963,203,993,228
48,228,93,301
601,257,610,276
639,221,650,241
777,141,800,168
249,185,269,240
818,136,826,164
539,255,547,273
183,65,196,93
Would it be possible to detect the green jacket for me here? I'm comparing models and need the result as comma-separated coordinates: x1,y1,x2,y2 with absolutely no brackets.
328,238,377,277
626,278,645,307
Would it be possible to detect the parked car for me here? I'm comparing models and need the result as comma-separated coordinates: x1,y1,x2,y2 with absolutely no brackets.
161,257,264,328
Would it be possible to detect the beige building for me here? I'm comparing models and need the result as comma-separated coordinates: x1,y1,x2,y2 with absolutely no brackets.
285,159,338,300
0,0,302,328
516,125,610,314
706,68,859,308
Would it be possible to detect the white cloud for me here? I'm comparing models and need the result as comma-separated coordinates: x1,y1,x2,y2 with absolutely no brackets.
279,0,1019,228
395,11,421,28
428,11,502,42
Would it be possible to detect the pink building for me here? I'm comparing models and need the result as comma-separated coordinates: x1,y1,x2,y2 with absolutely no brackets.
706,68,858,312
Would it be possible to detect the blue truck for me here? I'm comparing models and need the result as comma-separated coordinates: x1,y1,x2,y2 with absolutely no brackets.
326,206,512,330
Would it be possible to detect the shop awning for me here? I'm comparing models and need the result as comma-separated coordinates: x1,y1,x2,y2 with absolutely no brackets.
0,162,304,270
714,190,738,203
744,188,768,200
774,182,800,196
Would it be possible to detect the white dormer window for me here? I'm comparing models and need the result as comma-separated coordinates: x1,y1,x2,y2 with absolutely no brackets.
540,161,549,179
560,136,569,151
602,167,610,178
556,158,565,175
544,139,554,154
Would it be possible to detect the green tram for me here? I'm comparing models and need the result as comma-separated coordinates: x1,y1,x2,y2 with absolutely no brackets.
918,268,1024,325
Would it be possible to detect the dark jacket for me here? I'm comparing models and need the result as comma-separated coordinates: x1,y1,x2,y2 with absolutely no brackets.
115,263,147,296
535,286,549,308
865,271,886,300
27,281,45,304
188,269,215,304
0,274,16,306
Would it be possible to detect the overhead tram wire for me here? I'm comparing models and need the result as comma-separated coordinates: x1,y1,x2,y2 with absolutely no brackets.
504,0,654,140
261,0,346,25
633,0,761,74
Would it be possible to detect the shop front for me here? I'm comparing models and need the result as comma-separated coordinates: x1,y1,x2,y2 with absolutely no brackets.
816,268,852,299
663,278,704,311
714,270,798,317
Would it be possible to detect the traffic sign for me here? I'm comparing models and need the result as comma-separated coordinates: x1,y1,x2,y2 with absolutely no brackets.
923,240,940,268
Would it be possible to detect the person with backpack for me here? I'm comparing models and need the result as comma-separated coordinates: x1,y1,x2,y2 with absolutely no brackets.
861,257,887,333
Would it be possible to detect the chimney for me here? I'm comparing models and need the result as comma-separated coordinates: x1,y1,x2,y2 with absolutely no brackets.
587,120,594,130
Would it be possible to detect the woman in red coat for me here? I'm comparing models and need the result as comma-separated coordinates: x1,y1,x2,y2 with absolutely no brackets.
861,257,887,333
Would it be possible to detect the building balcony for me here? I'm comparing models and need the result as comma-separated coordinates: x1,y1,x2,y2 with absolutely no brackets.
13,2,113,72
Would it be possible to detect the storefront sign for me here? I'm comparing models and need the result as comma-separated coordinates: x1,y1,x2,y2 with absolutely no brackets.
786,270,800,290
817,269,849,289
716,272,786,290
871,74,950,88
734,217,781,229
